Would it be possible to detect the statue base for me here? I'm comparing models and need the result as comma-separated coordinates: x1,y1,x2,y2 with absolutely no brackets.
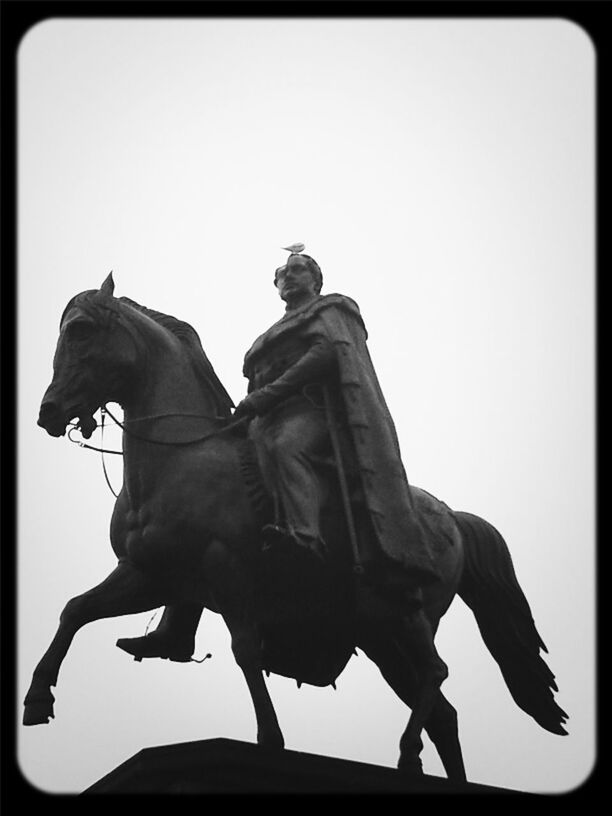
82,738,525,794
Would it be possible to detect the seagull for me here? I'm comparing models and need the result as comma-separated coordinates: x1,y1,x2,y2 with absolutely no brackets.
281,243,305,254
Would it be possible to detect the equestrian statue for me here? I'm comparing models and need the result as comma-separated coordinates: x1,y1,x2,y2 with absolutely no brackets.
23,249,568,782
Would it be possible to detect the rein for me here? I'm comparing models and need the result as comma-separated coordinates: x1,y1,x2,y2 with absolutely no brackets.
103,405,243,447
68,406,249,498
69,406,247,452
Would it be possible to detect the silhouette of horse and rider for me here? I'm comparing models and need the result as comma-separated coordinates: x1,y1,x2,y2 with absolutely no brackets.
24,252,567,781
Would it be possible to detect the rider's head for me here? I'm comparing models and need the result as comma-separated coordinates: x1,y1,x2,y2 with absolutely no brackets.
274,253,323,295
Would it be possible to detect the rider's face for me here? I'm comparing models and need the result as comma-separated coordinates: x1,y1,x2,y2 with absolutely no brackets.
276,256,317,303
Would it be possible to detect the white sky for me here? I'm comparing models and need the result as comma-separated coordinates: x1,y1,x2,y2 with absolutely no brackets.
18,18,595,794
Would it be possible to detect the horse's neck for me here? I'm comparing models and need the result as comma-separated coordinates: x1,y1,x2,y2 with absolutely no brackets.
133,364,208,417
121,339,222,452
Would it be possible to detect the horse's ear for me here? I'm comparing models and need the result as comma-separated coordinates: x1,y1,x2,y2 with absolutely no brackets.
100,271,115,297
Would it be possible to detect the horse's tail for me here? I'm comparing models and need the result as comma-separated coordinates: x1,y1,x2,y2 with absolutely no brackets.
455,510,569,735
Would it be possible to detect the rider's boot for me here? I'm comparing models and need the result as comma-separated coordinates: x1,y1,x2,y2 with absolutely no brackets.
116,604,203,662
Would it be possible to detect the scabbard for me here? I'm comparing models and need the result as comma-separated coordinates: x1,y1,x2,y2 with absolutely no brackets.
321,385,364,574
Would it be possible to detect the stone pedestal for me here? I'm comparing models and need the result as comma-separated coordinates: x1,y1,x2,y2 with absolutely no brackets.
82,738,525,794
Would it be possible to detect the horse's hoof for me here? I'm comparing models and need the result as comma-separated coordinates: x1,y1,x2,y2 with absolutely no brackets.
23,701,54,726
397,758,424,777
257,734,285,751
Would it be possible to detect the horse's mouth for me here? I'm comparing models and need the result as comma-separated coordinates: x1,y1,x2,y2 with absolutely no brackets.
77,413,97,439
38,419,66,438
38,403,98,439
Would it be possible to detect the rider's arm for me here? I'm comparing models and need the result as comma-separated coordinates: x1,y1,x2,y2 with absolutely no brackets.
239,334,336,414
263,334,335,397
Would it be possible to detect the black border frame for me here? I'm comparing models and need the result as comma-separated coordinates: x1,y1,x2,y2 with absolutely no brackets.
2,1,603,805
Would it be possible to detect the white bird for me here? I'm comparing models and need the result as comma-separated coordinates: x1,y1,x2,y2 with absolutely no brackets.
281,242,305,254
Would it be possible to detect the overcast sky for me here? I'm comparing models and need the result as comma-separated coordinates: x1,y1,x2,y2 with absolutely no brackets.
18,18,594,794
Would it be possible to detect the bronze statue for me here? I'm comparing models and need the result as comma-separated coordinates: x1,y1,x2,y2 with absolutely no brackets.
24,261,568,783
239,252,440,580
120,250,440,663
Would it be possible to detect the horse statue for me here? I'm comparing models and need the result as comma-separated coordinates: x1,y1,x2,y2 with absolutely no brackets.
23,274,568,783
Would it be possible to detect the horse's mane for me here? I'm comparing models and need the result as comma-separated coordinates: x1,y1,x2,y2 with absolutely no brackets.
120,296,235,417
62,290,235,417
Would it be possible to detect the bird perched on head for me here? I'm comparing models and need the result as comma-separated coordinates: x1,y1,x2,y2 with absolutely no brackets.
281,242,305,254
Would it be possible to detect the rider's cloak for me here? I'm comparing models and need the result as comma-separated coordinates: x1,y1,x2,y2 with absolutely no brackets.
243,293,440,585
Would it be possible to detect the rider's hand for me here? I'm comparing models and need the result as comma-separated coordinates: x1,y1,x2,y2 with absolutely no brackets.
233,397,255,420
233,388,275,419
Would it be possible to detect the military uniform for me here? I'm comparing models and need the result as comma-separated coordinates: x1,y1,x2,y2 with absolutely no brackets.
242,293,439,586
115,288,439,665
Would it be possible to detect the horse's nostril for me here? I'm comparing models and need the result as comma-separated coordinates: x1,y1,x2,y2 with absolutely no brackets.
39,401,56,420
38,401,63,428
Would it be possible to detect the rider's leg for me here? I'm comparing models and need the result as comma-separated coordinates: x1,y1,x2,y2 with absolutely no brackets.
256,398,330,558
116,400,329,661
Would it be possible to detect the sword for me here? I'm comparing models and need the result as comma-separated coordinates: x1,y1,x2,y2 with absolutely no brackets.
322,385,364,575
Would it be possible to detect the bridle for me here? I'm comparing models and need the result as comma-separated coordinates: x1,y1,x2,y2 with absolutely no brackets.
68,405,248,497
68,405,247,451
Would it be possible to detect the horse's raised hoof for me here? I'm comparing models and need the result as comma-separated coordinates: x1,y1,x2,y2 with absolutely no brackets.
23,700,55,726
116,634,194,663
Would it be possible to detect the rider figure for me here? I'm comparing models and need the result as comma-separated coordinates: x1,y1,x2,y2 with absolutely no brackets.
234,253,341,563
117,250,439,662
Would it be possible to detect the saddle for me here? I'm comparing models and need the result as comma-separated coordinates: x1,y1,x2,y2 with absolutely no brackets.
232,433,457,689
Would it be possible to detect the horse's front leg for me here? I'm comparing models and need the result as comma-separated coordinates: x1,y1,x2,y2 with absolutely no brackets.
207,541,284,749
23,560,167,725
228,618,284,749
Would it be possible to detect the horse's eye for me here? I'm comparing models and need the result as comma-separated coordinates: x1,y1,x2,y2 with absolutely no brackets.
66,320,96,341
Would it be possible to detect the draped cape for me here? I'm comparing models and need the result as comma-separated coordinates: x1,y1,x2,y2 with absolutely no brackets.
244,294,439,582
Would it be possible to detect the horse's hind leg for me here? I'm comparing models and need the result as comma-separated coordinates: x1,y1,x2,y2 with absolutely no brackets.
23,560,167,725
358,627,423,770
424,694,466,782
395,608,449,774
359,606,448,777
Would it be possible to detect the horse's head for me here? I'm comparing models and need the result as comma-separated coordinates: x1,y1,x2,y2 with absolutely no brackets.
38,273,141,438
